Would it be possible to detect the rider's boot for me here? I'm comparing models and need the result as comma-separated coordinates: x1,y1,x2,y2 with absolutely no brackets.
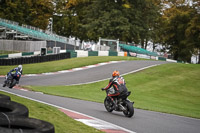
2,83,6,87
113,99,118,110
110,97,117,110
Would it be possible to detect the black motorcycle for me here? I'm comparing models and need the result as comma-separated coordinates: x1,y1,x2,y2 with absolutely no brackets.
4,72,18,88
102,88,134,118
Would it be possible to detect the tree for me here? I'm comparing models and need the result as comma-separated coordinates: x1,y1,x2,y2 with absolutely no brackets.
160,0,200,62
56,0,161,45
185,7,200,63
0,0,53,30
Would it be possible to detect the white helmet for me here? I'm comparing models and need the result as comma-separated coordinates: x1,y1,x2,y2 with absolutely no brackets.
18,65,22,70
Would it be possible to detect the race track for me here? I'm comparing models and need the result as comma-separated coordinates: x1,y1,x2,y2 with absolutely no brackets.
1,60,168,86
0,60,200,133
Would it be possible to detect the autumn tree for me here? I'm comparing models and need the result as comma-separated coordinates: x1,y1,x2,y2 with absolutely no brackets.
0,0,53,30
160,0,200,62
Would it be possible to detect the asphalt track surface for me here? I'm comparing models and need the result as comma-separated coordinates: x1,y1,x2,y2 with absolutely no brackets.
6,60,168,86
0,60,200,133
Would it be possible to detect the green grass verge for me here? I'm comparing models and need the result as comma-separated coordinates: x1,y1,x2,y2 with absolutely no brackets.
0,56,141,75
0,91,102,133
0,50,20,55
26,63,200,119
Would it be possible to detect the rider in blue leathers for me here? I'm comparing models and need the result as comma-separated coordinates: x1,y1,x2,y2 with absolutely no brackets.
3,65,23,87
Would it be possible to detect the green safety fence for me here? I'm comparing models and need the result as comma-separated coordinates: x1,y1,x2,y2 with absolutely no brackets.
0,55,8,59
177,60,184,63
88,51,98,56
47,51,53,54
22,52,34,56
109,51,118,56
158,57,166,61
66,50,77,58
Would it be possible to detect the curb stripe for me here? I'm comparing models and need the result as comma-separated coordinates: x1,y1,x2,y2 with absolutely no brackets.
59,108,93,119
101,129,129,133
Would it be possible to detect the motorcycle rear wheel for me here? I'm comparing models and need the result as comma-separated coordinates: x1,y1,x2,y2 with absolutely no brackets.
9,79,17,88
123,101,134,118
104,97,114,112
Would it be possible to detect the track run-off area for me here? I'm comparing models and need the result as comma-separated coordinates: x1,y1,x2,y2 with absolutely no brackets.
0,60,200,133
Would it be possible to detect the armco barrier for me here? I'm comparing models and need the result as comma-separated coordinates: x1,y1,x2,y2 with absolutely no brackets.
0,53,70,65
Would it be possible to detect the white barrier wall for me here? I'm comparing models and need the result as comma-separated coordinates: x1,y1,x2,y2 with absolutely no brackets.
60,50,66,53
98,51,109,56
118,52,124,56
137,54,151,59
8,53,22,58
156,57,159,60
34,51,40,55
166,59,177,63
150,56,156,60
75,50,88,57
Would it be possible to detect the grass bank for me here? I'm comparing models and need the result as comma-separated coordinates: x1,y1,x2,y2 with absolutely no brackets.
0,56,140,75
0,50,19,55
26,63,200,119
0,91,102,133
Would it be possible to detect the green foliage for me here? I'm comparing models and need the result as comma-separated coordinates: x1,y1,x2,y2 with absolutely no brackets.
52,0,160,44
0,0,53,30
160,1,200,62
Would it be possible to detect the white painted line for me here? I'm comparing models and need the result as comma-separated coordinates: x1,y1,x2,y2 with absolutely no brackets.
98,63,108,65
42,73,54,75
35,92,44,94
58,70,70,73
66,64,161,86
25,74,37,76
120,64,159,76
86,65,96,68
19,89,28,91
109,61,123,63
76,119,124,130
0,89,136,133
72,68,84,71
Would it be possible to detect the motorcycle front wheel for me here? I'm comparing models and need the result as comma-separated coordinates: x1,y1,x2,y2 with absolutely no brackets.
104,97,114,112
123,100,134,118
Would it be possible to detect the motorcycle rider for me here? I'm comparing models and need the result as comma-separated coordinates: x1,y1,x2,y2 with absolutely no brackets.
102,70,128,109
3,65,23,87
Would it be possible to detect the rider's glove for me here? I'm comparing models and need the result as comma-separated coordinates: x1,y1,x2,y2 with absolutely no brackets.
101,88,105,91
